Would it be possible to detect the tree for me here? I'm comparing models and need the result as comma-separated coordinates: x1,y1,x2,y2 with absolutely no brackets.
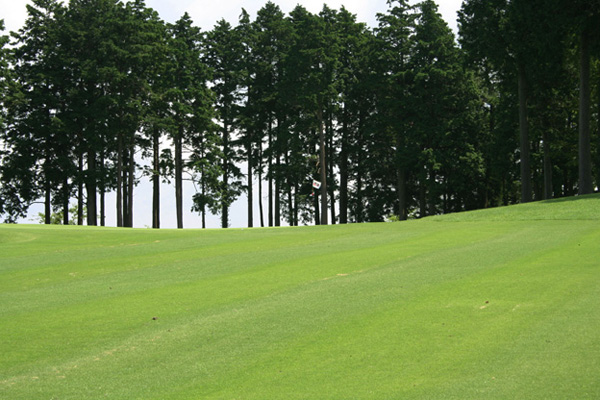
205,18,244,228
164,13,210,229
236,9,258,228
189,124,221,229
287,5,333,225
253,2,292,227
333,7,370,224
3,0,74,224
375,0,417,220
118,0,169,229
62,0,123,226
114,0,167,228
0,19,9,134
0,19,29,221
563,0,600,194
409,1,484,216
459,0,533,203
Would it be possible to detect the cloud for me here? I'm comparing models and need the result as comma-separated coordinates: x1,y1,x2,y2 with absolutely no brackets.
2,0,31,33
180,0,389,31
4,0,461,37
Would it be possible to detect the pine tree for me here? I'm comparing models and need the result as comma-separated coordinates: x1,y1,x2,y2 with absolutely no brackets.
236,9,258,228
375,0,416,220
563,0,600,194
287,5,334,225
0,19,8,134
409,0,482,216
3,0,73,224
164,13,207,229
121,0,169,228
204,18,244,228
253,2,292,226
333,7,370,224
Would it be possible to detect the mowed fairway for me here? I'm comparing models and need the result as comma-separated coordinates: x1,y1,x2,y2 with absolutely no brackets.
1,195,599,399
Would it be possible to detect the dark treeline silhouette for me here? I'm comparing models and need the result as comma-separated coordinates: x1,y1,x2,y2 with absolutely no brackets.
0,0,598,228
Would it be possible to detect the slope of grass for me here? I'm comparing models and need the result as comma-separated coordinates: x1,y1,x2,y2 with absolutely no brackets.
1,195,599,399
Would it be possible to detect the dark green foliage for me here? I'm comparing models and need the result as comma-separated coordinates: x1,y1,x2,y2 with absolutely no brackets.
1,0,70,223
204,17,245,228
1,0,598,227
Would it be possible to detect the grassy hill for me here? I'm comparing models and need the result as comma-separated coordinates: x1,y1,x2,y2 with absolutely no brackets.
1,194,599,399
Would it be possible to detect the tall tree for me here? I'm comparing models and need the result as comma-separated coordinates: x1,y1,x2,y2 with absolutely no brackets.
0,19,8,134
3,0,73,224
164,13,207,229
236,9,258,228
205,18,244,228
63,0,125,225
287,5,333,225
333,7,370,224
565,0,600,194
122,0,169,229
409,0,483,216
0,19,31,221
459,0,535,203
253,2,292,227
376,0,416,220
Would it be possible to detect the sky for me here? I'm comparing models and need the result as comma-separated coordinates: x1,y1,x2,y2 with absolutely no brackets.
2,0,464,229
2,0,463,39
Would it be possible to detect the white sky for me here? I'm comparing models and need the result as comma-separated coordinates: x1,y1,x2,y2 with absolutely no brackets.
2,0,464,228
2,0,463,35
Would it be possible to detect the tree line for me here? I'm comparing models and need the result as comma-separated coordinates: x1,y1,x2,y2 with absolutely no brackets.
0,0,598,228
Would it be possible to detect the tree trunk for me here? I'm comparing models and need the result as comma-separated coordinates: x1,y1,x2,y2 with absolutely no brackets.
176,125,183,229
314,191,320,225
328,129,336,225
201,179,207,229
287,180,293,226
273,115,282,227
258,145,265,228
63,178,69,225
597,85,600,184
339,110,348,224
44,180,51,225
222,121,229,229
578,27,593,195
127,141,134,227
268,120,273,227
100,149,105,227
326,108,336,225
543,128,553,200
122,155,129,227
396,130,407,220
419,170,427,218
518,61,532,203
429,172,437,215
86,151,97,226
356,130,364,223
293,183,299,226
78,153,84,225
247,137,253,228
397,168,407,220
116,133,123,227
274,154,280,227
153,127,160,229
317,109,328,225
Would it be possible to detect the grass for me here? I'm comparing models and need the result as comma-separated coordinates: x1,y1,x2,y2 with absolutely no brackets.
1,194,599,399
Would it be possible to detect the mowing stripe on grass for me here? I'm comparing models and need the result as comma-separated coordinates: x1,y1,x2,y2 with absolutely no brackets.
1,195,599,399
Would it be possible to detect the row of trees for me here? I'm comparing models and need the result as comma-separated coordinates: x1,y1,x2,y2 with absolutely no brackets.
0,0,598,228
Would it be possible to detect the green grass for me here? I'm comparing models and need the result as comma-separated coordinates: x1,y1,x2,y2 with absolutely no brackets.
1,195,599,399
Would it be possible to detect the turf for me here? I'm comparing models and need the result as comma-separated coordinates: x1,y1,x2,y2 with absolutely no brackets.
1,194,599,399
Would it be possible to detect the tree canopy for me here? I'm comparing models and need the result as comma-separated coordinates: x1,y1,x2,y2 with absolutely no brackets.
1,0,598,227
